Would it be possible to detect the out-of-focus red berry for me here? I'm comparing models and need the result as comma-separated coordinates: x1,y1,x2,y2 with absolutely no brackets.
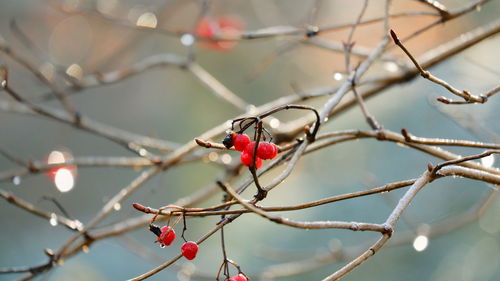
194,16,243,51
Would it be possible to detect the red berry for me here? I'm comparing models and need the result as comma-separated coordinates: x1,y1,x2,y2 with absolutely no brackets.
158,226,176,246
244,142,256,155
181,241,199,260
257,142,277,160
270,143,278,159
228,274,248,281
240,151,262,168
194,16,243,51
233,134,250,151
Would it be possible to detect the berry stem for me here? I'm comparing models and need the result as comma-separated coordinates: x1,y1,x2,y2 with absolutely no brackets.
181,212,187,243
250,120,267,200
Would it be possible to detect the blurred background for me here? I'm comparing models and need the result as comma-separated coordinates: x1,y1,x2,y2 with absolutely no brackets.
0,0,499,280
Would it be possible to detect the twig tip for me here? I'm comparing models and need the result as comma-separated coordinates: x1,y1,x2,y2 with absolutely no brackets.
389,29,398,43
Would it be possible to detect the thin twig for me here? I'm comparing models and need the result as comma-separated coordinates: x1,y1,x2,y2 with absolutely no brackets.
390,29,488,104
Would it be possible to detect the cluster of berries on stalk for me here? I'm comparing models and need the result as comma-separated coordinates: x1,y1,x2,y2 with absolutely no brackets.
226,274,248,281
149,223,199,261
223,132,278,169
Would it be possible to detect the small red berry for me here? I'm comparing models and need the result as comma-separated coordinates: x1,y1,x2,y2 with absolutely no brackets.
244,142,256,155
257,142,277,160
233,134,250,151
227,274,248,281
181,241,199,260
271,143,278,158
194,16,243,51
240,151,262,168
158,226,176,246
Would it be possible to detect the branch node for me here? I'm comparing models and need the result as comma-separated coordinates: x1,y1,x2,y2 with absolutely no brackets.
421,70,430,79
350,223,359,231
437,96,451,104
400,128,410,142
28,160,40,173
382,224,393,236
427,162,434,172
254,189,268,201
73,112,82,125
305,25,319,38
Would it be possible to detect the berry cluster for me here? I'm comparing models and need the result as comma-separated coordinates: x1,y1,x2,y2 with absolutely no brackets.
223,132,278,168
226,274,248,281
149,224,199,260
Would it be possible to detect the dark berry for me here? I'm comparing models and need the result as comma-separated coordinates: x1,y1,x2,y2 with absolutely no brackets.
223,132,236,149
181,241,199,260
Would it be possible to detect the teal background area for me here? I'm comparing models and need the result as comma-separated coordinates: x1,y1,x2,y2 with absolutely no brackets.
0,1,499,281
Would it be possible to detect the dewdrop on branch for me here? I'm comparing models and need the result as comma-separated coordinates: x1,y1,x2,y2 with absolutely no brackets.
46,149,77,193
136,12,157,28
49,213,58,226
413,235,429,252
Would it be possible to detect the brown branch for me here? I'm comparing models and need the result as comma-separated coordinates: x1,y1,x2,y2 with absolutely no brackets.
187,63,250,111
401,128,500,149
221,181,390,233
414,0,450,18
0,189,83,231
390,29,488,104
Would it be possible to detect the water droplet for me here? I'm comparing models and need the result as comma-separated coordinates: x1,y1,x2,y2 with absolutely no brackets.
70,220,84,231
332,72,344,81
49,213,58,226
323,117,329,122
136,12,158,28
138,148,147,157
221,153,232,164
208,152,219,162
12,176,21,185
82,245,90,253
47,150,65,164
413,235,429,252
54,168,75,192
269,118,280,129
481,154,495,168
383,61,399,73
66,64,83,80
246,104,257,114
113,202,121,211
181,34,195,46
